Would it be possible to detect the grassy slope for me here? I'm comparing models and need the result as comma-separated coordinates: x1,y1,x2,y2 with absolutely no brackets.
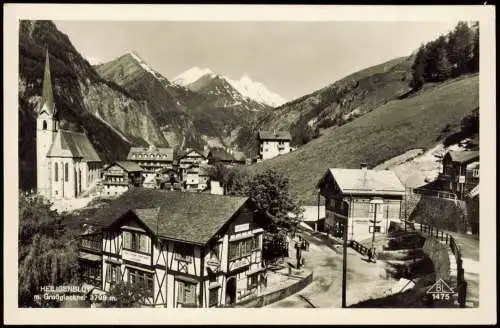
247,74,479,205
234,56,413,155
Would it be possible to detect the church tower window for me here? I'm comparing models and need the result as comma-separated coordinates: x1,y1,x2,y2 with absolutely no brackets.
55,163,59,182
42,120,47,130
65,163,69,182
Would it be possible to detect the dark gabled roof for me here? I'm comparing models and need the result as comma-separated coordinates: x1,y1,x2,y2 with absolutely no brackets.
208,148,238,162
104,161,143,173
127,146,174,162
258,130,292,141
445,150,479,164
47,130,101,162
176,148,206,160
86,189,249,245
317,168,405,196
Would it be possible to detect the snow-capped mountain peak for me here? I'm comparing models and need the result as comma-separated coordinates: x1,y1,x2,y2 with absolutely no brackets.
226,74,286,107
173,66,287,107
173,67,215,86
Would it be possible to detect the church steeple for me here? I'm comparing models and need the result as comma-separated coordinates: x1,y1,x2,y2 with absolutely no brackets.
39,48,55,115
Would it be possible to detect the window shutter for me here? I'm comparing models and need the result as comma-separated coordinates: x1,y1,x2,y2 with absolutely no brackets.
178,281,185,303
185,284,195,304
123,231,131,249
140,235,148,253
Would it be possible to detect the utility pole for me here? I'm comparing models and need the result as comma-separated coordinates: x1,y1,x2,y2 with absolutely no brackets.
372,204,378,248
370,198,383,249
341,215,348,308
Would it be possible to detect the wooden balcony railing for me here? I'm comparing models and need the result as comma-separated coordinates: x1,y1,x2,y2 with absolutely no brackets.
80,235,102,251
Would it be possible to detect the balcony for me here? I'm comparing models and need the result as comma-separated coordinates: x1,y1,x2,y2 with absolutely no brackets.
80,235,102,252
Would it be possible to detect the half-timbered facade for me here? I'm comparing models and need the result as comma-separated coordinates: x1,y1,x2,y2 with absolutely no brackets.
78,189,265,307
316,165,405,241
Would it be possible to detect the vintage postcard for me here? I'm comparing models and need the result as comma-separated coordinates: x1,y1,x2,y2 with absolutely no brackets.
3,3,496,325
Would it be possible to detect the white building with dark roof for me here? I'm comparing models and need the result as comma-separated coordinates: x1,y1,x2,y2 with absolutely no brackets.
36,50,102,200
257,130,292,161
102,161,143,197
316,164,405,241
127,145,174,183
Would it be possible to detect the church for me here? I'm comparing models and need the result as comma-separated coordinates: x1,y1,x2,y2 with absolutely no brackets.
36,50,102,200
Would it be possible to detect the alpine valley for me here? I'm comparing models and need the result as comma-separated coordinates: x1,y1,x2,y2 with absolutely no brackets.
18,20,479,200
18,20,282,190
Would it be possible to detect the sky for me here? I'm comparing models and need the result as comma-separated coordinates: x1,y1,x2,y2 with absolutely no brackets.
54,20,458,101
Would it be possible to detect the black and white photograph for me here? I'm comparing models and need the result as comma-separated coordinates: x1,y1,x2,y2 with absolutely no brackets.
3,3,496,325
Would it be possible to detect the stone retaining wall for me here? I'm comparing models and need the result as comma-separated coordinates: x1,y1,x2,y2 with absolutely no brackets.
233,272,314,308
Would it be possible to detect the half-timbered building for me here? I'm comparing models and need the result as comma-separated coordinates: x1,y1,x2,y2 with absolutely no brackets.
78,189,265,307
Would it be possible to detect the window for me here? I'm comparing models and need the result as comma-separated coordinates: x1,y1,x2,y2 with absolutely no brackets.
106,263,121,287
229,236,259,261
64,163,69,182
123,231,150,253
80,261,102,286
248,274,259,290
369,226,382,233
208,244,221,263
42,120,47,130
387,202,401,219
175,243,194,262
473,169,479,178
177,280,196,306
54,162,59,182
351,202,370,218
128,268,154,298
209,286,219,307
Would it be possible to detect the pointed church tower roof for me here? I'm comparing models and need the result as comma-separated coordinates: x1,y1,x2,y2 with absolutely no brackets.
39,48,55,115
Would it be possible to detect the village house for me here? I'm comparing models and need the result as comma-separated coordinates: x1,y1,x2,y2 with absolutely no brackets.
101,161,143,197
177,147,208,181
198,164,211,192
126,145,174,184
207,148,245,166
257,130,292,161
155,168,182,191
439,150,479,200
183,164,202,192
78,189,265,308
316,164,405,241
36,50,102,200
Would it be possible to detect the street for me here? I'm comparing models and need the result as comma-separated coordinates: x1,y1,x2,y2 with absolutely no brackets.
267,231,396,308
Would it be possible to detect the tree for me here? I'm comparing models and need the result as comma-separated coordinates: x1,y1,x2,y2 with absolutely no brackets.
447,21,474,77
239,169,304,232
435,36,452,82
18,192,80,307
207,162,229,187
101,281,151,308
409,44,427,90
469,23,479,72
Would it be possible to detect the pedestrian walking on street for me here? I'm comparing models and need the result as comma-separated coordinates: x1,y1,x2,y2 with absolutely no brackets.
367,247,373,262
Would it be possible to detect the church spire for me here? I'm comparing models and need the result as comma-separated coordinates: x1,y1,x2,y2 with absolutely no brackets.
40,48,55,115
